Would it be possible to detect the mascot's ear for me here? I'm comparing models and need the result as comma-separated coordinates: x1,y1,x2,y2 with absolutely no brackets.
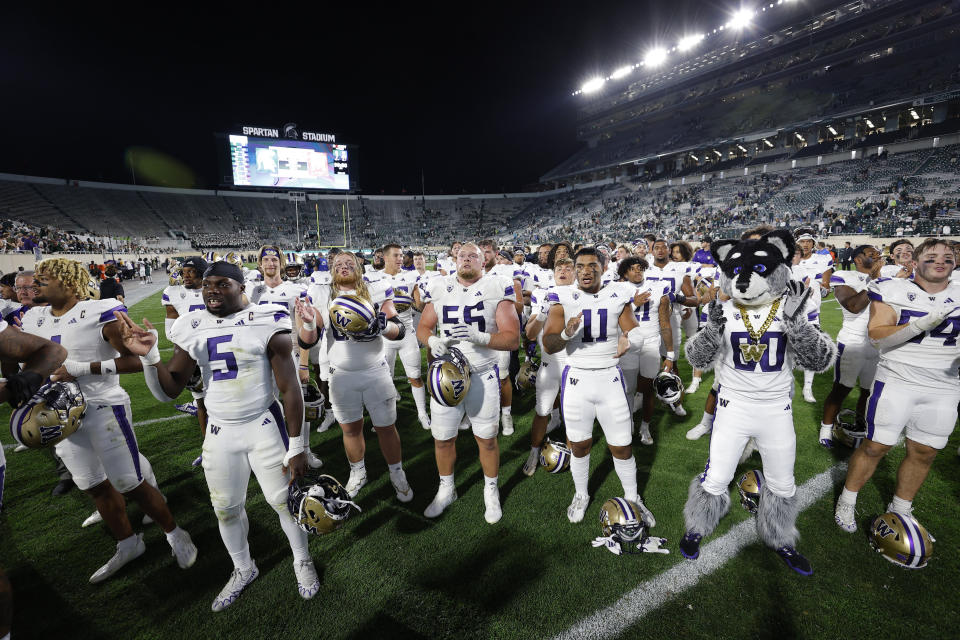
762,230,795,263
711,240,739,265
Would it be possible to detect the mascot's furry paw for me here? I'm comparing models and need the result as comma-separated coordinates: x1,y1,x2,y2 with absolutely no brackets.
683,476,730,537
784,317,836,372
685,328,722,370
756,484,799,549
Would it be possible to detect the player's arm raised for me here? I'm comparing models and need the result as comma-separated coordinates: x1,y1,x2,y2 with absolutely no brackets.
114,311,197,401
833,284,870,314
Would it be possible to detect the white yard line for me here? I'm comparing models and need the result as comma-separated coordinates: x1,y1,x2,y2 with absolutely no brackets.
132,414,193,427
553,463,848,640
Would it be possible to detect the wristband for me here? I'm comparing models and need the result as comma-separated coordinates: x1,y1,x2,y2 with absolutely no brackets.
99,359,117,376
282,440,307,467
63,360,92,378
560,328,576,341
139,329,161,367
301,319,316,332
665,351,676,361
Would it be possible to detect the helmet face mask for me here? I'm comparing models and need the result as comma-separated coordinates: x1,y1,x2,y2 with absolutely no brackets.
284,252,304,279
10,381,86,448
600,497,647,550
427,347,471,407
833,409,866,448
737,469,764,514
869,512,934,569
539,439,572,473
653,371,683,405
287,473,361,535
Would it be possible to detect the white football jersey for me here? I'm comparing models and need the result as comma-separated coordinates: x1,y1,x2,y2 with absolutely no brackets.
626,280,672,339
21,299,129,405
550,282,633,369
487,263,521,283
170,305,292,426
792,254,834,318
712,299,795,403
311,273,394,372
421,274,515,370
696,264,719,282
530,286,569,365
161,285,205,316
532,267,555,289
436,257,457,275
248,280,308,316
830,271,873,344
243,268,263,287
0,299,21,318
868,278,960,390
879,264,906,279
379,269,419,331
514,262,534,292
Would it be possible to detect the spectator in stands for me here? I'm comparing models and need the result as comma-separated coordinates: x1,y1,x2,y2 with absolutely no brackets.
0,274,16,301
693,238,714,265
839,242,853,270
100,265,124,303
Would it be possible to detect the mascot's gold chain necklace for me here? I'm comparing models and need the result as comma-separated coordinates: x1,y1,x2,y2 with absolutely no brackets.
734,298,780,362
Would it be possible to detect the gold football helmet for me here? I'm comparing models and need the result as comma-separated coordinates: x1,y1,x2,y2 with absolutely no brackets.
737,469,764,514
426,346,471,407
10,381,86,448
223,251,244,268
302,381,325,422
869,512,934,569
539,439,572,473
517,360,538,390
832,409,866,449
204,251,223,263
599,497,647,548
329,294,377,336
169,266,183,286
86,279,101,300
393,288,413,313
287,473,361,535
284,252,304,279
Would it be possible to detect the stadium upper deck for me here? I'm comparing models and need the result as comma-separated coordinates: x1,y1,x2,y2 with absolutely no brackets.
543,0,960,186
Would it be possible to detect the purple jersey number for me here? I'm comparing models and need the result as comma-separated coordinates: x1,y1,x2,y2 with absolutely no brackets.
206,335,239,380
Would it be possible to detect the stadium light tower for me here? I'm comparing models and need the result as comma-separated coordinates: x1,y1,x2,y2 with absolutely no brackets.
727,8,754,30
677,33,705,52
581,77,605,93
643,47,668,68
611,65,633,80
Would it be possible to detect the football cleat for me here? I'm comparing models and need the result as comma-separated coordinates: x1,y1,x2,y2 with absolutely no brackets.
82,510,103,528
316,412,336,433
685,421,712,440
802,386,816,404
599,497,648,550
287,473,361,535
174,402,198,417
679,532,702,560
670,402,687,417
639,423,653,446
632,497,656,528
832,409,866,449
685,378,701,395
191,455,203,468
10,381,86,449
653,371,683,406
567,493,590,523
345,468,368,498
868,512,934,569
483,485,502,524
737,470,764,514
424,485,457,518
522,448,540,477
418,412,432,431
834,499,857,533
51,478,75,496
539,439,572,473
776,546,813,576
391,470,414,503
168,529,198,569
212,563,259,612
294,559,320,599
426,347,471,407
501,412,514,436
304,449,324,469
89,534,146,584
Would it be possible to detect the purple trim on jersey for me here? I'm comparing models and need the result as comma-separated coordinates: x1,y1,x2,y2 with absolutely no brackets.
546,292,560,303
273,311,289,323
161,293,170,303
834,342,845,384
384,287,394,298
504,285,515,297
807,311,819,321
867,290,883,302
865,380,884,440
112,405,143,482
99,305,127,323
560,365,570,414
829,276,847,285
336,299,375,323
268,401,289,450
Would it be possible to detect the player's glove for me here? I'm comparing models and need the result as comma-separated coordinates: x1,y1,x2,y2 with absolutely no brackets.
448,324,491,346
427,335,451,357
5,370,44,408
914,305,954,332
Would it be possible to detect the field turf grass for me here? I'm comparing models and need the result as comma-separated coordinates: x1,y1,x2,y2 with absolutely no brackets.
1,292,959,639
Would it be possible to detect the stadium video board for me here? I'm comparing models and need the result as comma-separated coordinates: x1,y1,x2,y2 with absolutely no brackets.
224,134,350,191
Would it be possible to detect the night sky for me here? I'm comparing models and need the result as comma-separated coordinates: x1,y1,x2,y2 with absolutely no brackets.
1,1,834,194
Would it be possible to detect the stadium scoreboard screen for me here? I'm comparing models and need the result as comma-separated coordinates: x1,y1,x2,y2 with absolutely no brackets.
218,124,353,191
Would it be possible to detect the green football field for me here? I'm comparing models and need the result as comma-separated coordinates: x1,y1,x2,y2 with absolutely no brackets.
2,292,959,639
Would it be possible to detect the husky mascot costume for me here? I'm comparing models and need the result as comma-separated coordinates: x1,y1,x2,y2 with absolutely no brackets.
679,229,835,575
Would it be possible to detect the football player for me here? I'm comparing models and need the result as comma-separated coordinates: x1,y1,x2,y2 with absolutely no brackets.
879,239,914,279
617,256,675,445
819,245,881,447
378,244,431,430
791,227,834,403
298,251,413,502
542,247,655,525
126,261,319,609
22,259,197,583
283,252,308,284
835,238,960,533
435,241,461,275
522,257,575,475
308,250,336,431
685,258,719,395
416,242,520,523
480,240,525,436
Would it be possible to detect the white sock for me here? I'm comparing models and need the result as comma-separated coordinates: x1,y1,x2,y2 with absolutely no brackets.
701,412,715,428
277,509,311,563
165,526,184,543
439,474,454,489
890,495,913,514
550,408,560,422
641,420,651,432
484,474,498,489
218,508,253,571
349,459,366,472
412,384,428,415
613,456,638,503
821,421,832,429
803,370,814,387
387,462,403,474
839,487,858,506
530,446,541,456
501,406,512,416
570,453,590,496
692,375,701,382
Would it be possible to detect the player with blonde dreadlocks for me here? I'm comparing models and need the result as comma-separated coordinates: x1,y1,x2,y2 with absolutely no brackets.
19,258,199,583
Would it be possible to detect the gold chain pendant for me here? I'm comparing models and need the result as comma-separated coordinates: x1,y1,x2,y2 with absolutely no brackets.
735,299,781,363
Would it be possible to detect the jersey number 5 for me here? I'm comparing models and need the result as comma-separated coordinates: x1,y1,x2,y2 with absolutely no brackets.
206,335,239,380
